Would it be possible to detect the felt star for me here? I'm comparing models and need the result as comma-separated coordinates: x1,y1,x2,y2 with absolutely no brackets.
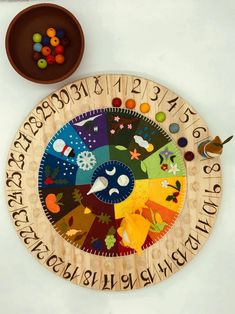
130,149,141,160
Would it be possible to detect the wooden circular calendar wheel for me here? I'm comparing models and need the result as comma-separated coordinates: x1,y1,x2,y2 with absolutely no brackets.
5,74,222,290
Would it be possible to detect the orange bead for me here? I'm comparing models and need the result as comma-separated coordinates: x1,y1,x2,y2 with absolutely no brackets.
125,99,136,109
41,46,51,56
55,54,65,64
140,102,150,113
50,36,60,47
46,27,56,38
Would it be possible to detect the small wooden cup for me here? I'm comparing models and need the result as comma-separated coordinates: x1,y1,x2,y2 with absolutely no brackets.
5,3,85,84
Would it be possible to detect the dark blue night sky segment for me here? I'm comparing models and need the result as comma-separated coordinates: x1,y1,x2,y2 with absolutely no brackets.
38,153,78,189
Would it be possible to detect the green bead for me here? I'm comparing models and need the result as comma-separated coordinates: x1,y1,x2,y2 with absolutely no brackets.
37,58,47,69
33,33,42,43
155,111,166,122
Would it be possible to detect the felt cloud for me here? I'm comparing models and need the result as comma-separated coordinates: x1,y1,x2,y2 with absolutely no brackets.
134,135,149,148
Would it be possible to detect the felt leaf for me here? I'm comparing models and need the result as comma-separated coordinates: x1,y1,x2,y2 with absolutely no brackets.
74,232,87,241
155,212,163,224
72,188,83,203
176,180,181,191
97,213,111,224
54,179,69,185
51,167,59,179
166,195,173,201
107,226,116,235
140,161,147,173
155,222,167,232
115,145,127,150
45,165,51,177
56,193,63,202
66,229,80,237
159,154,164,165
68,216,73,227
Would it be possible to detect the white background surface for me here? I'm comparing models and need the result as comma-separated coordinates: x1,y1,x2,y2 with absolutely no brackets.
0,0,234,313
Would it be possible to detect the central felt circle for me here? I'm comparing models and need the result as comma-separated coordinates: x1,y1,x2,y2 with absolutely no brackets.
90,160,135,204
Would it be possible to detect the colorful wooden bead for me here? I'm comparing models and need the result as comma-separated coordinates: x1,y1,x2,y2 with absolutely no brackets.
37,58,47,69
140,103,150,113
169,123,180,134
55,54,65,64
46,55,55,65
60,37,70,47
46,27,56,38
184,151,195,161
56,29,65,39
32,33,42,43
125,99,136,109
50,36,60,47
178,137,188,148
41,46,51,57
155,111,166,122
41,35,50,45
55,44,65,55
112,97,122,107
33,43,42,52
33,52,41,61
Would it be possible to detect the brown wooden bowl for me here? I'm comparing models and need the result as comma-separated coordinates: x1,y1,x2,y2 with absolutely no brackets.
5,3,85,84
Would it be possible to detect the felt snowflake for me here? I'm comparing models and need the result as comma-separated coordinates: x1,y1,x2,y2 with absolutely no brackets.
77,151,96,171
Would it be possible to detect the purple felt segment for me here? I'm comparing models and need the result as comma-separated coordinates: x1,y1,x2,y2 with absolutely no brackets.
71,111,109,150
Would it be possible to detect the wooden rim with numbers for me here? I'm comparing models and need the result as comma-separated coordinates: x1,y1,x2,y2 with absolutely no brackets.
5,74,222,291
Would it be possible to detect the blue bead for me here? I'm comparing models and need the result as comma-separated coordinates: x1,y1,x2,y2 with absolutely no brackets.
177,137,188,147
56,29,65,39
169,123,180,134
41,35,50,45
33,43,42,52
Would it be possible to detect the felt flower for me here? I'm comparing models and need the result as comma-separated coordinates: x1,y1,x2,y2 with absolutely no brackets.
114,116,120,122
161,180,169,188
160,147,173,160
110,129,115,134
161,163,168,171
168,163,180,175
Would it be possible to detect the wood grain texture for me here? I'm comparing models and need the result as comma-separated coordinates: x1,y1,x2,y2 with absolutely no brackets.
5,74,222,291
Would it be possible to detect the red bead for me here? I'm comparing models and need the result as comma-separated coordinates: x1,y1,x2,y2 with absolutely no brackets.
55,44,64,54
184,151,195,161
46,55,55,65
112,97,122,107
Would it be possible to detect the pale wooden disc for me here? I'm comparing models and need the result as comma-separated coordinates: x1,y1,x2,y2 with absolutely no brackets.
5,74,222,291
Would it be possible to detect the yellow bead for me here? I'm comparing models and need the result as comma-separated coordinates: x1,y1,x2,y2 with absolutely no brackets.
50,36,60,47
46,27,56,38
140,102,150,113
